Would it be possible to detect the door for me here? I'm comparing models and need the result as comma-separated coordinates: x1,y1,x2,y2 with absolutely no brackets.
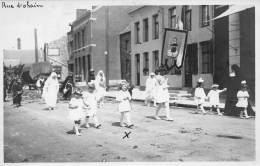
135,54,140,86
185,44,197,87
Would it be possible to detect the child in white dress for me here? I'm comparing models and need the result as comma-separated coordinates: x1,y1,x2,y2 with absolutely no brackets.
82,81,101,129
144,72,157,107
68,88,85,136
116,80,134,128
154,74,173,121
236,80,250,119
194,78,206,114
207,84,227,116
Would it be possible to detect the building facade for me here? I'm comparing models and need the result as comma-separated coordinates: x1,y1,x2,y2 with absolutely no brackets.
45,36,69,81
129,6,215,88
67,7,133,84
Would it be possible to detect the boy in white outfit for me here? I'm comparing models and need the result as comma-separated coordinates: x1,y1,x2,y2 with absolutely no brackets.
236,80,250,119
207,84,227,116
194,78,207,114
82,81,101,129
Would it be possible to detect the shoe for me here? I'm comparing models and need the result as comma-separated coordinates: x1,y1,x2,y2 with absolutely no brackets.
166,117,174,121
76,132,81,136
96,124,101,129
218,113,223,116
126,124,134,128
154,116,161,120
83,124,90,128
120,123,126,127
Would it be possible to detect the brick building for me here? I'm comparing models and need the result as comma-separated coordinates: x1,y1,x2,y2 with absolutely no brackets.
67,7,133,84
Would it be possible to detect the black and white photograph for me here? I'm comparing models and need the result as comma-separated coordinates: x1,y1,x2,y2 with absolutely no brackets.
0,0,258,164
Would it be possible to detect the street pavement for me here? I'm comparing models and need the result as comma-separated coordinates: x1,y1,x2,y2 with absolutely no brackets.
4,90,255,162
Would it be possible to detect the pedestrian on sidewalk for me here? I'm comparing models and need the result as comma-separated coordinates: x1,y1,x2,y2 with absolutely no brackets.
42,72,59,110
68,88,85,136
194,78,206,114
115,80,134,128
95,70,106,108
236,80,250,119
144,72,157,107
82,80,101,129
12,78,23,107
207,84,227,116
154,72,173,121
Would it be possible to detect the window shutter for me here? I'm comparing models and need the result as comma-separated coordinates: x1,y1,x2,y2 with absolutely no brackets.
192,43,198,74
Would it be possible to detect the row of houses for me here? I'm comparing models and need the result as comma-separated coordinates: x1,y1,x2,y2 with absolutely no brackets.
67,5,254,93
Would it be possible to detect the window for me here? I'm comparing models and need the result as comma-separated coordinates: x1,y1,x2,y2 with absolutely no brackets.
143,18,149,42
143,52,149,76
82,29,85,46
74,34,77,50
152,14,159,39
184,6,192,31
169,7,176,28
201,41,212,74
77,32,80,49
201,5,210,27
153,50,159,71
135,22,140,44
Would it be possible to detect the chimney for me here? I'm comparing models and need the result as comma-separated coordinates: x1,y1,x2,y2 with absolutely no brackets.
34,28,39,63
76,9,87,19
17,38,21,49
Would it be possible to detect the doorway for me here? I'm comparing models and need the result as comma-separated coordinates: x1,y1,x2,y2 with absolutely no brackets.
135,54,140,86
185,43,198,87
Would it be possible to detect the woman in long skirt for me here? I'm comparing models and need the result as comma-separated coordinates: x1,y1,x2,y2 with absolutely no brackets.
42,72,60,110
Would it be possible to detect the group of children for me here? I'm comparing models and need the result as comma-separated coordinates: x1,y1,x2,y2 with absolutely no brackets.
68,71,251,136
195,78,250,118
68,79,134,136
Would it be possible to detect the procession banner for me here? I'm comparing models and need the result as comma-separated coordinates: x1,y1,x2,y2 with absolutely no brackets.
161,28,188,69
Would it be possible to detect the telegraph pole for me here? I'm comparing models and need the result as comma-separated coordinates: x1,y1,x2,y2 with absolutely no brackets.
34,28,39,63
105,6,109,90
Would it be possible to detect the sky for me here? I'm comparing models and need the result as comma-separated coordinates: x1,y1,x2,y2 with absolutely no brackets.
0,1,92,56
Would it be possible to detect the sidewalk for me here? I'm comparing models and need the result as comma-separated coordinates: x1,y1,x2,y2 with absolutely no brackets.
104,88,225,110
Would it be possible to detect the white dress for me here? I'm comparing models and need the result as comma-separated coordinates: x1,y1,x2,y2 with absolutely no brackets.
42,78,59,107
95,76,106,101
83,92,98,116
68,98,85,121
155,76,170,103
236,90,249,108
116,90,131,113
145,77,157,100
207,90,221,106
194,87,206,105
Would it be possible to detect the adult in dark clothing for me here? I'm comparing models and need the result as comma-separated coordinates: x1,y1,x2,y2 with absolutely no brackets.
4,74,8,102
63,78,74,100
224,65,255,116
12,78,23,107
60,76,74,100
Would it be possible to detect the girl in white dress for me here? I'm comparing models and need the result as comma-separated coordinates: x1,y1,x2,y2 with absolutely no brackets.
116,80,134,128
236,80,250,119
82,81,101,129
42,72,59,110
144,72,157,107
154,74,173,121
95,70,106,108
207,84,227,116
194,78,206,114
68,89,85,136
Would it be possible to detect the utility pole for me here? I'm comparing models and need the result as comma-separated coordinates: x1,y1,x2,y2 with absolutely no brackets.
105,6,109,90
34,28,39,63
